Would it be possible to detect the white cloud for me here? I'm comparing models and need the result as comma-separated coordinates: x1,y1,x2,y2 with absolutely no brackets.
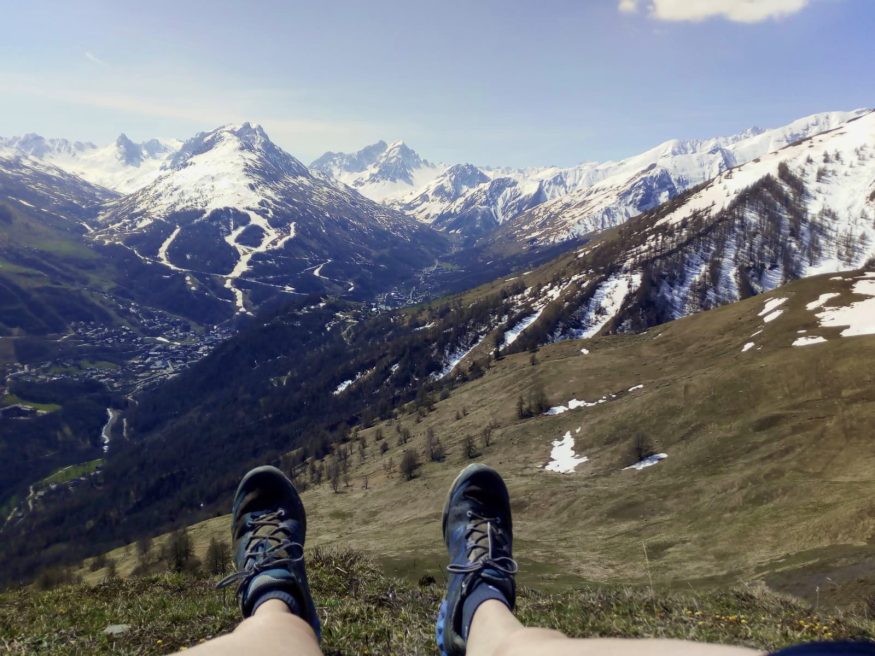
619,0,810,22
84,51,108,67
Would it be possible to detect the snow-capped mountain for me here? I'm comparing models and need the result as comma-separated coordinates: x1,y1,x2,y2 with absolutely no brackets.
0,150,117,220
310,140,442,201
96,123,448,314
413,109,875,380
394,163,548,239
478,109,875,353
316,110,869,246
496,109,871,249
0,133,180,194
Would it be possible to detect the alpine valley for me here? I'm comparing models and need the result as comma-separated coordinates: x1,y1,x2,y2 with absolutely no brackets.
2,107,875,613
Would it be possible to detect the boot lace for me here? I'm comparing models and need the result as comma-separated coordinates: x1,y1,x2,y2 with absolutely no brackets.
447,510,518,576
216,509,304,594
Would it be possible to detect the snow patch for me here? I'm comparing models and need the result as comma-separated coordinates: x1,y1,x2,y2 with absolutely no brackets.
545,385,641,415
792,336,827,347
545,431,589,474
741,342,756,353
815,279,875,337
759,297,787,317
624,453,668,471
762,309,784,324
433,335,487,380
806,293,840,311
572,273,642,339
502,312,541,348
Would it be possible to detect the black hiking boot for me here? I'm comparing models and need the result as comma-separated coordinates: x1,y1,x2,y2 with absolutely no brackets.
436,464,518,656
217,465,320,638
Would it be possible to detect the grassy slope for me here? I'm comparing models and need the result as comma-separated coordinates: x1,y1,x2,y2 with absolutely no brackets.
6,550,874,655
78,270,875,611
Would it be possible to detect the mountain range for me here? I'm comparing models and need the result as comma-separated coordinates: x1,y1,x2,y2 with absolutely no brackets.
94,123,448,314
309,109,868,246
2,106,875,590
7,109,866,252
0,133,179,194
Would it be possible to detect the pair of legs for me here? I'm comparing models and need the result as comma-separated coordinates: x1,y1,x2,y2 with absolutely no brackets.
177,464,866,656
182,597,757,656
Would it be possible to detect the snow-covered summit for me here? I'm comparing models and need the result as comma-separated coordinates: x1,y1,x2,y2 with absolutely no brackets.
0,132,180,193
498,108,872,247
0,133,96,159
311,139,442,201
107,123,312,219
168,123,309,178
313,109,870,244
96,122,447,315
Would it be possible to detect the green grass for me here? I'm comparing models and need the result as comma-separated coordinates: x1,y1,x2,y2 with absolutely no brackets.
1,393,62,413
5,550,874,655
0,494,19,520
77,360,120,371
41,459,104,486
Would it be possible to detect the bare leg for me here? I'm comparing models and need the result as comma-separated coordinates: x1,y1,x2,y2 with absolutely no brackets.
466,599,763,656
176,599,322,656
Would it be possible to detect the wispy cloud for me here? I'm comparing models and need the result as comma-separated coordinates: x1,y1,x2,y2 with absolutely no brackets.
84,51,108,67
619,0,810,23
0,73,391,160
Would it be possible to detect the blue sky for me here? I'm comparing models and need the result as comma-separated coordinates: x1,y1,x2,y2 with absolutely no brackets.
1,0,873,167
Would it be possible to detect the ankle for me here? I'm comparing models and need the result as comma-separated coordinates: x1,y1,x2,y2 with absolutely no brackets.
461,588,512,640
251,591,300,617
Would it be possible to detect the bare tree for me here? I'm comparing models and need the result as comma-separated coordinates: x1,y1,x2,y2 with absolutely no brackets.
481,420,498,449
327,460,341,493
629,433,658,465
400,449,421,481
464,435,479,460
205,537,231,575
425,427,446,462
136,535,153,564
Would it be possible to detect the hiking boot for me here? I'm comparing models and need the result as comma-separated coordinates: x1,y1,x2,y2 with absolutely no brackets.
217,465,320,638
436,464,518,656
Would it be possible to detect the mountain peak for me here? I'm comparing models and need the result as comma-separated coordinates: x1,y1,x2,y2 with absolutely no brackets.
222,122,268,142
167,123,309,179
115,133,144,167
310,140,389,174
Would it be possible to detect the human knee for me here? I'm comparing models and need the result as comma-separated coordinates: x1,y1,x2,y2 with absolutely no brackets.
234,609,310,636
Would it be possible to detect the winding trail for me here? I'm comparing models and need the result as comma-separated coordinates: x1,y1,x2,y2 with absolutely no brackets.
157,225,183,270
222,214,297,314
313,259,332,279
101,408,121,453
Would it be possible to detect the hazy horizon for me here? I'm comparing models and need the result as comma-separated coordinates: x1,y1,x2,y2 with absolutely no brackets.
2,0,873,168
